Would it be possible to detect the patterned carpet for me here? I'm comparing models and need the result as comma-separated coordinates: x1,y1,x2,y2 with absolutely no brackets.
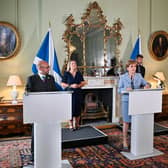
0,121,168,168
0,138,31,168
63,127,168,168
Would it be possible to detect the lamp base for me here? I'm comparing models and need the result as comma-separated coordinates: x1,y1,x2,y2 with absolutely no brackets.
12,100,18,104
11,90,18,105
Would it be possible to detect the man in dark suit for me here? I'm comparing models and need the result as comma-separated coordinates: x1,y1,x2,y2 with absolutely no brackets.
136,54,145,78
25,60,59,163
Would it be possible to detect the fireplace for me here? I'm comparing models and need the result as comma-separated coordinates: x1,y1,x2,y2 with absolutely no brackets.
81,88,112,124
81,76,119,124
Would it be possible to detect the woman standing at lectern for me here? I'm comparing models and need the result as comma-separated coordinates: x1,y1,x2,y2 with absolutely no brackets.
61,60,85,130
118,59,150,150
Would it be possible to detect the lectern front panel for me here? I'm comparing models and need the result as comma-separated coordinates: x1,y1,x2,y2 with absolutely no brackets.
129,90,162,115
23,91,72,123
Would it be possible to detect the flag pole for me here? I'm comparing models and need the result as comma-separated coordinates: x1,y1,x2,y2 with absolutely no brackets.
49,21,51,28
138,29,141,37
138,29,142,54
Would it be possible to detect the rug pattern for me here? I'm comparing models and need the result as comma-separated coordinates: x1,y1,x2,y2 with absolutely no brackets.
0,125,168,167
62,127,168,168
0,139,30,168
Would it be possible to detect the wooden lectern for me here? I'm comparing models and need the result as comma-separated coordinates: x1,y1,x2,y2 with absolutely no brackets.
121,89,163,160
23,91,72,168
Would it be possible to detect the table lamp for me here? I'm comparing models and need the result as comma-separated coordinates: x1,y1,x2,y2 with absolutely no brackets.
6,75,22,104
152,72,165,88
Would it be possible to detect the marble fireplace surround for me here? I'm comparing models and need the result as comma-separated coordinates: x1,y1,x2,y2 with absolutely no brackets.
83,76,120,123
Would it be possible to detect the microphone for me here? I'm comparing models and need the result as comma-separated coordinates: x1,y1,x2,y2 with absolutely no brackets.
131,76,134,89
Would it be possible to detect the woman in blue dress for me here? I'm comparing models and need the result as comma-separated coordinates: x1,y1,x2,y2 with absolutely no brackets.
118,59,150,150
61,60,86,130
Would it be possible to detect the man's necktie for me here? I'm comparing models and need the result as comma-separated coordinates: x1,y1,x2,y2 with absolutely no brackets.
42,76,46,82
137,65,141,73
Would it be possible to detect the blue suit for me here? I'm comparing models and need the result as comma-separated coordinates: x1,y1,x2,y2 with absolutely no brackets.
118,72,148,122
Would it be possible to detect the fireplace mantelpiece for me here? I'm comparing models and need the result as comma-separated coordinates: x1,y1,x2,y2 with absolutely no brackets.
83,76,119,123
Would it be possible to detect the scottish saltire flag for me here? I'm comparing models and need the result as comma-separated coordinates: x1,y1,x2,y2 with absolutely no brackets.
32,28,63,90
130,35,141,60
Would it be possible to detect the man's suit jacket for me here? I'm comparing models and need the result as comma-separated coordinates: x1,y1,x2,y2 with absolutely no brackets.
136,64,145,78
25,74,58,92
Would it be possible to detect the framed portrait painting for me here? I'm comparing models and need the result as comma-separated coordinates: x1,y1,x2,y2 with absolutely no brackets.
0,21,21,60
148,31,168,61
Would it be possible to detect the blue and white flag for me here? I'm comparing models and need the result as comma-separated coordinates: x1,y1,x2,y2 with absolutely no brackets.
32,28,63,90
130,35,141,60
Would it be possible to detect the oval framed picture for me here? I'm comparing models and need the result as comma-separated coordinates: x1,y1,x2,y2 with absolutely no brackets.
148,30,168,61
0,21,21,60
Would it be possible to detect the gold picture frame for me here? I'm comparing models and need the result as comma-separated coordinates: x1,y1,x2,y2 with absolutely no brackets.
148,30,168,61
0,21,21,60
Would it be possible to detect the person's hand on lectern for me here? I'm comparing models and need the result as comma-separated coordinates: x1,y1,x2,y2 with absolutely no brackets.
144,83,151,89
126,87,132,91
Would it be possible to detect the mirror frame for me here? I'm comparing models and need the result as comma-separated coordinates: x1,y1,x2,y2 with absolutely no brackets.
62,1,123,75
148,30,168,61
0,21,21,60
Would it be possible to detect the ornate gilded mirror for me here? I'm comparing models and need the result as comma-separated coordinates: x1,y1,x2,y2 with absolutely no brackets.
62,1,123,76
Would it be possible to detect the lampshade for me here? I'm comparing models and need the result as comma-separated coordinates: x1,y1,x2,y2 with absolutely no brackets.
6,75,22,86
154,72,165,81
